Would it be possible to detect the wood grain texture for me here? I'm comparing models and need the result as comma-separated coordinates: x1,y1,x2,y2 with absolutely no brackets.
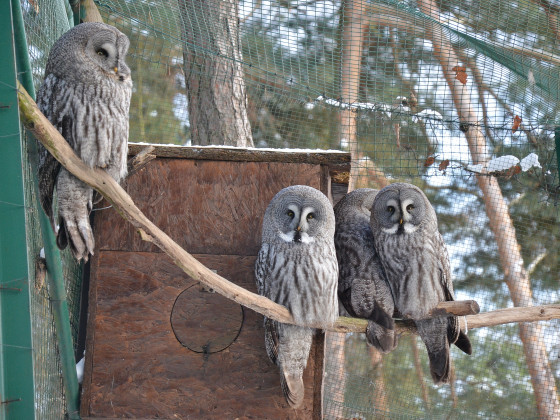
96,159,322,255
83,251,318,419
128,143,351,170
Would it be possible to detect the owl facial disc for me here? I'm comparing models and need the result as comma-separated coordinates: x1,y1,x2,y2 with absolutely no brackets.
278,205,316,244
379,196,420,235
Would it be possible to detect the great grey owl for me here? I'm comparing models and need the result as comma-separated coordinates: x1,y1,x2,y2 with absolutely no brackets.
370,183,471,384
334,188,397,354
255,185,339,408
37,22,132,261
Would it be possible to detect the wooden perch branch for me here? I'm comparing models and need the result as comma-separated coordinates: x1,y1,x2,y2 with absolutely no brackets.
337,303,560,336
16,81,560,335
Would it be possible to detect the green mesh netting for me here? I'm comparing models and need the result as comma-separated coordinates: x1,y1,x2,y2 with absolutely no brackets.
20,0,560,418
21,2,83,419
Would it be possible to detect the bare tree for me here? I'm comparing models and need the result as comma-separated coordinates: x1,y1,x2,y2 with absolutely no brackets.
177,0,253,147
340,0,368,191
417,0,560,417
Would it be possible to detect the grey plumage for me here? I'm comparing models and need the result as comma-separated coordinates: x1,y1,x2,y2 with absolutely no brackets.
334,188,397,354
255,185,338,408
370,183,471,384
37,22,132,261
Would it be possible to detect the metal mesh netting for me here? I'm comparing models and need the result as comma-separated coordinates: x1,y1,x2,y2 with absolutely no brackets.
19,0,560,418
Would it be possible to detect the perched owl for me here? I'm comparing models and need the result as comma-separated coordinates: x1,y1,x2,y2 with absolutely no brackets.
370,183,471,384
255,185,339,408
334,189,397,354
37,22,132,261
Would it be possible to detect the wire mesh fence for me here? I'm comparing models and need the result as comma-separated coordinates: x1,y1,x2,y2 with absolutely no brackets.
18,0,560,418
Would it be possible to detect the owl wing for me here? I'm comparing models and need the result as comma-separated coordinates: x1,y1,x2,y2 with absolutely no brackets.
334,223,363,317
264,317,279,365
336,223,396,353
36,76,83,231
255,244,270,296
38,151,60,230
437,235,472,355
255,244,278,364
36,77,66,229
255,244,306,408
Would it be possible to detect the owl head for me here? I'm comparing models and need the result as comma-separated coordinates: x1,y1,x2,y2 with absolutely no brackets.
261,185,335,244
370,183,436,235
334,188,378,224
45,22,131,85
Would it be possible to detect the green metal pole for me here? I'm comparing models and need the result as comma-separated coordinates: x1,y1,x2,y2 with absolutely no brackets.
555,127,560,183
0,2,35,419
11,1,81,419
65,0,76,28
68,0,82,26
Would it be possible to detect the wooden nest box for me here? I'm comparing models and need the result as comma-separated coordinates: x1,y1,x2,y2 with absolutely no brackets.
81,144,350,419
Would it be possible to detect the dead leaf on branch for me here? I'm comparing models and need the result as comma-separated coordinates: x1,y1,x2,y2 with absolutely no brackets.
512,115,522,133
439,159,450,172
424,156,436,167
28,0,40,13
452,66,468,85
505,164,522,178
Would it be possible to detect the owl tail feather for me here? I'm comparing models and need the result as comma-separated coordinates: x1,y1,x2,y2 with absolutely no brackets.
417,318,451,384
447,317,472,355
280,370,304,409
453,331,472,355
427,345,450,385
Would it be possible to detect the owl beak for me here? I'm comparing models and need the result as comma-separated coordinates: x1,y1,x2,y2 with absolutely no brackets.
399,218,403,225
114,67,119,74
296,225,302,232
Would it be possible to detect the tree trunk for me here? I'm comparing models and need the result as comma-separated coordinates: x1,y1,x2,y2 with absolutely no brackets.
417,1,560,417
368,346,389,414
177,0,253,147
340,0,368,191
411,338,431,411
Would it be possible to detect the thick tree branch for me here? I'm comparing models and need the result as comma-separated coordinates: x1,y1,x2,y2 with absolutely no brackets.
16,81,558,337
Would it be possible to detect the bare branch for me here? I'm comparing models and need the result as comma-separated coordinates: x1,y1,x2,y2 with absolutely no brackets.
337,304,560,335
527,250,548,278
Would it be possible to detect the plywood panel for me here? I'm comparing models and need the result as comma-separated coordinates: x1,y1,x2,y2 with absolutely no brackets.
82,251,320,419
82,151,345,419
96,159,322,255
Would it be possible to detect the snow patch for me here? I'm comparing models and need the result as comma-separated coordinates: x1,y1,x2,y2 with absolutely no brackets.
520,153,542,171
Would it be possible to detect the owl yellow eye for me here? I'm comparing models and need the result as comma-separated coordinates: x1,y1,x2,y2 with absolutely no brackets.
306,213,314,221
287,210,295,218
387,206,395,213
96,48,108,57
406,204,414,212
